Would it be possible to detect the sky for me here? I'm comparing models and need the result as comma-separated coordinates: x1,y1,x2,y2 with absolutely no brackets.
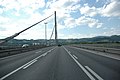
0,0,120,39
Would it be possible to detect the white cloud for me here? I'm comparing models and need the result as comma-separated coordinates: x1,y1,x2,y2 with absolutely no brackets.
47,0,80,8
63,16,103,28
45,0,80,19
57,24,66,30
0,0,45,15
0,0,19,11
0,16,10,24
79,0,120,17
65,4,80,13
76,16,103,28
0,27,6,31
101,0,120,17
103,26,120,36
64,17,76,28
80,4,100,17
0,8,3,14
15,29,45,39
18,0,45,9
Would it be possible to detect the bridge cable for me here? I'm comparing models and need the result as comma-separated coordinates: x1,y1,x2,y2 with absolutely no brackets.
0,14,53,45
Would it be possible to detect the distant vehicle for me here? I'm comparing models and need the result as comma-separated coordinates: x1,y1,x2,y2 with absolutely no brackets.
58,44,62,47
22,44,29,48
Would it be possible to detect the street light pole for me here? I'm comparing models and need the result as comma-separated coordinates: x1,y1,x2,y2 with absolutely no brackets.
44,22,47,46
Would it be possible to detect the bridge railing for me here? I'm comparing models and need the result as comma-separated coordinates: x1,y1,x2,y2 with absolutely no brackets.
73,45,120,55
0,46,46,58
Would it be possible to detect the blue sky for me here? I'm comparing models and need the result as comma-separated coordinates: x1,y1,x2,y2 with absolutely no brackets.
0,0,120,39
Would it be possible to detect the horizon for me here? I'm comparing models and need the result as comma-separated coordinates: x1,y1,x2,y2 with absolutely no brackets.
0,35,119,40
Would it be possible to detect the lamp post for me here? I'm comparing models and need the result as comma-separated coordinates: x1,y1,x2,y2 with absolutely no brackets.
44,22,47,46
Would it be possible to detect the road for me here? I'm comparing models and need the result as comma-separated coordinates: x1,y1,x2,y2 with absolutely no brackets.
0,46,120,80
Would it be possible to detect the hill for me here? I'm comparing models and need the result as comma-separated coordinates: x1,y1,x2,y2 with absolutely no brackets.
0,35,120,47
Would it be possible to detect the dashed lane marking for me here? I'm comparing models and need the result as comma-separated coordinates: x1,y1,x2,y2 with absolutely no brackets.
85,66,103,80
73,55,78,59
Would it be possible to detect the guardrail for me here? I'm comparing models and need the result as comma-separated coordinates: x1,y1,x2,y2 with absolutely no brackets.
0,46,46,58
73,45,120,55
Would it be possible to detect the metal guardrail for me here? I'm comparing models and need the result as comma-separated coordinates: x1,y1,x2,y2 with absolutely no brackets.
73,45,120,55
0,46,46,58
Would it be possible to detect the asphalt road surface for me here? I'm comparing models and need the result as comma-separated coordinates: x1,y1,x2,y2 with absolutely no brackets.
0,46,120,80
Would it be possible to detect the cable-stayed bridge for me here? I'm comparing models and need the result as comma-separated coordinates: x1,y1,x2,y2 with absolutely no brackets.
0,11,120,80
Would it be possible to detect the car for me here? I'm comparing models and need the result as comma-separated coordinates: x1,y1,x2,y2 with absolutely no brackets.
58,44,62,47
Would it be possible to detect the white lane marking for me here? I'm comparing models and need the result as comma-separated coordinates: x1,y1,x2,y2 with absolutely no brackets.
63,46,96,80
35,50,42,53
23,59,37,69
85,66,104,80
73,55,78,59
0,59,38,80
0,65,23,80
35,55,43,60
48,50,51,52
42,52,48,56
0,47,56,80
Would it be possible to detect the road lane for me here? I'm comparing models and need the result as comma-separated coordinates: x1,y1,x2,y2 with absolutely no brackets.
0,46,55,78
2,47,91,80
63,46,96,80
66,46,120,80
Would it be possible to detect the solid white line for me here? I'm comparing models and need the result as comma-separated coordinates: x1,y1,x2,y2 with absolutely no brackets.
42,52,48,56
63,46,96,80
23,59,37,69
0,66,23,80
35,55,43,60
85,66,104,80
22,59,36,67
48,50,51,52
73,55,78,59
